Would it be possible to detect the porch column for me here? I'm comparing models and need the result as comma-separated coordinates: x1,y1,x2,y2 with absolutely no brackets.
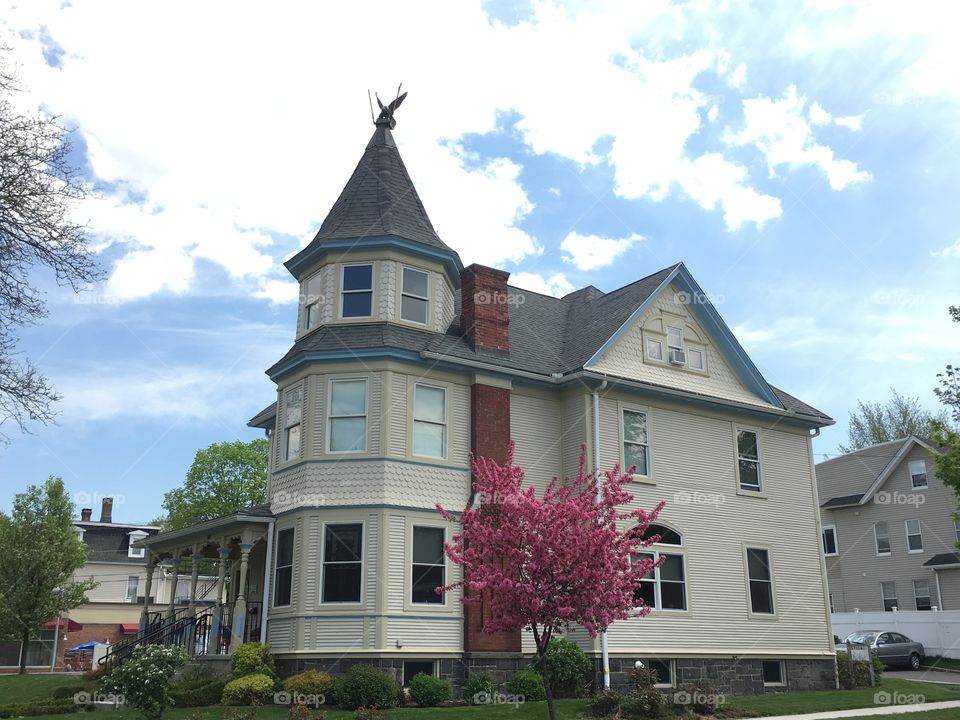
231,542,253,647
212,544,231,654
166,557,180,620
140,556,156,631
187,547,201,654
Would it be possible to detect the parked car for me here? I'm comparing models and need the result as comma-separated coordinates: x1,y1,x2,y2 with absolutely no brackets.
841,630,925,670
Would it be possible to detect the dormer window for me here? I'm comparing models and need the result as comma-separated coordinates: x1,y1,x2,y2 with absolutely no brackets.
401,267,429,324
303,273,323,331
341,264,373,318
128,530,148,558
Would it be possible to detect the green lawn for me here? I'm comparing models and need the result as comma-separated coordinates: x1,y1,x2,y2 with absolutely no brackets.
0,672,89,703
922,655,960,672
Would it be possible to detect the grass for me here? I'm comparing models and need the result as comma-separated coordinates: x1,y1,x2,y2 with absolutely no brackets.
0,672,90,703
923,655,960,672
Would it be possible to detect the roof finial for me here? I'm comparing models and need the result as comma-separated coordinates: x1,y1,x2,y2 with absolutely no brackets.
374,84,407,129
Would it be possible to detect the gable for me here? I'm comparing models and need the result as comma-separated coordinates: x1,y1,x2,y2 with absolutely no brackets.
587,281,779,409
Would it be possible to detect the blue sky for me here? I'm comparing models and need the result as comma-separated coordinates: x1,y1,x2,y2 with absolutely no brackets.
1,0,957,522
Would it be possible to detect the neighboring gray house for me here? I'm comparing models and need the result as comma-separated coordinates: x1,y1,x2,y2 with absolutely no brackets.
818,436,958,613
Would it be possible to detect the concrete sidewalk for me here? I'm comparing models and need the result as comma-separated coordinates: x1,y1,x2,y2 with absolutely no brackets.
754,698,960,719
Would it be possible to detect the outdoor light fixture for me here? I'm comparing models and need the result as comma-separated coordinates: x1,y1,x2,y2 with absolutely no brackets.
634,660,644,670
396,639,403,648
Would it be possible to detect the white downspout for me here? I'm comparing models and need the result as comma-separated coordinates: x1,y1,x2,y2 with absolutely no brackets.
260,521,275,645
935,569,944,611
593,380,610,689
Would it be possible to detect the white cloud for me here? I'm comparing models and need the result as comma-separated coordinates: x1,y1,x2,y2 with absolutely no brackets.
560,231,640,271
675,153,783,230
510,272,575,297
931,237,960,258
728,85,872,191
728,62,747,89
255,279,300,304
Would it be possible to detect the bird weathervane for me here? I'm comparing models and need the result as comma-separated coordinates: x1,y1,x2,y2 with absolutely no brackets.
369,85,407,129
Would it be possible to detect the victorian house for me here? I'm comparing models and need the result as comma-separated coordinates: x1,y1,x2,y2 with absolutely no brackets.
136,100,836,694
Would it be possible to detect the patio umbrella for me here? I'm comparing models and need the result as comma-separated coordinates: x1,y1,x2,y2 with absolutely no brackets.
67,641,101,651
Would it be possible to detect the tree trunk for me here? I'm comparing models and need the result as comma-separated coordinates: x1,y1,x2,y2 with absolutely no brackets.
538,645,557,720
19,628,29,674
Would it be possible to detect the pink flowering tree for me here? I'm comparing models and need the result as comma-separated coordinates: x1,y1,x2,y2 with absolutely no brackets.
437,443,665,720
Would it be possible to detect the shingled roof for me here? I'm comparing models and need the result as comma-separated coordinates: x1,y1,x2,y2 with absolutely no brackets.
296,123,458,258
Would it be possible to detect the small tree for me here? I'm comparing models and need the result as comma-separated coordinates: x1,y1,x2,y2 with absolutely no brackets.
163,439,268,529
437,444,664,720
931,305,960,536
102,645,188,720
841,388,946,452
0,477,97,673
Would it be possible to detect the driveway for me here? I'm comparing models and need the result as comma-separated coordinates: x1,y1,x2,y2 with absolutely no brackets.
885,669,960,684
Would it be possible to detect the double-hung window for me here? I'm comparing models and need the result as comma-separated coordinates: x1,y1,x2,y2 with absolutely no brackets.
413,384,446,458
666,326,683,353
274,528,294,607
747,547,774,614
905,520,923,553
822,526,838,556
687,347,705,370
875,522,891,555
633,525,685,611
341,264,373,318
329,379,367,452
914,579,932,611
411,526,445,604
303,273,323,331
126,576,139,603
283,386,302,462
909,460,928,488
881,581,898,611
322,523,362,603
646,337,663,361
737,430,761,492
128,530,147,558
401,267,429,324
622,409,650,477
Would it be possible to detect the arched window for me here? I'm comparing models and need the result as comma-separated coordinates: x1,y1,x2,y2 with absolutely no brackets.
633,523,686,611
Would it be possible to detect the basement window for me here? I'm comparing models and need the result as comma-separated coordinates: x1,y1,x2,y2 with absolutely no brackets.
403,660,435,686
762,660,785,686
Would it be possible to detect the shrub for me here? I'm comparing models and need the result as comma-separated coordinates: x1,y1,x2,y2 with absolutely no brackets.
169,677,228,708
333,665,400,710
462,672,496,705
219,709,257,720
506,669,546,701
0,701,78,718
836,651,883,690
51,686,87,700
588,668,669,719
588,688,623,717
288,704,326,720
407,673,450,707
231,643,275,678
539,638,592,697
221,673,275,706
102,645,189,720
283,670,333,698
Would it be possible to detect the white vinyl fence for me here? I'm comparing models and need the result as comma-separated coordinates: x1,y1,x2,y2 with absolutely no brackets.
832,610,960,659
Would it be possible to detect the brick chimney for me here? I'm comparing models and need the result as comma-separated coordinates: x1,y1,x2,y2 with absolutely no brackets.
80,508,92,522
99,497,113,523
460,264,510,353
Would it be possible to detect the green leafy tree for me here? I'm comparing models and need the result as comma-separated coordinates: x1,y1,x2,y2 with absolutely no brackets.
841,388,946,452
163,439,269,530
0,477,97,673
931,306,960,544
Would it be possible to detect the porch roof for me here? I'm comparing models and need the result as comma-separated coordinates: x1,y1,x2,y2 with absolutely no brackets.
135,504,274,551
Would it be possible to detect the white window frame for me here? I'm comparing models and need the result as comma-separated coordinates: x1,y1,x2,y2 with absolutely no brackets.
320,521,364,605
829,592,836,613
128,530,147,559
666,325,683,350
410,524,447,606
339,263,374,320
905,519,923,554
908,460,928,488
881,581,898,611
646,337,663,361
302,272,323,332
633,525,686,613
745,546,775,616
687,347,705,371
913,579,932,611
762,660,786,687
283,385,303,462
874,521,891,556
621,406,651,479
412,383,447,459
327,378,368,454
736,428,762,493
822,525,838,556
126,575,139,603
400,266,430,325
273,527,295,608
647,658,675,688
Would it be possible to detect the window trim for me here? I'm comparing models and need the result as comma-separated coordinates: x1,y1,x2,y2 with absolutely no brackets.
913,579,932,611
761,660,786,687
646,658,675,688
410,524,448,607
326,377,369,454
822,525,839,556
880,581,898,612
632,524,687,614
412,382,447,459
829,592,836,613
126,575,139,603
619,403,652,482
273,527,295,608
735,427,763,495
744,545,776,617
646,336,664,362
282,384,304,463
687,346,705,371
127,530,147,559
399,265,431,326
339,262,374,320
905,519,923,554
302,271,324,332
874,521,892,556
908,460,928,489
320,521,365,606
666,325,684,350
